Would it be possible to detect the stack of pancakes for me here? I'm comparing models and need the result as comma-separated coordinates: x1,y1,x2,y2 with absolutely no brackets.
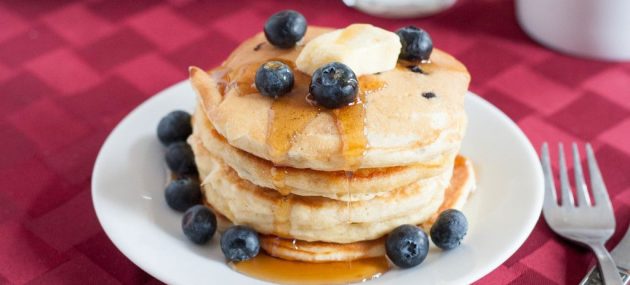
188,27,474,262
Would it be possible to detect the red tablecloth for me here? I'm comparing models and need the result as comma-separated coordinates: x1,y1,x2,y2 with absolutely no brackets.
1,0,629,284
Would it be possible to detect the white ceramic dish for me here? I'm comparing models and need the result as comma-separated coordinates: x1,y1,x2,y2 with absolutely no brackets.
516,0,630,61
342,0,456,19
92,81,544,285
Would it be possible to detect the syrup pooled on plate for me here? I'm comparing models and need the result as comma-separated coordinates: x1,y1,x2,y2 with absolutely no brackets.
231,253,390,285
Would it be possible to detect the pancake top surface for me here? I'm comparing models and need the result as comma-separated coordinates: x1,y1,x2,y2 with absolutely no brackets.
190,26,470,171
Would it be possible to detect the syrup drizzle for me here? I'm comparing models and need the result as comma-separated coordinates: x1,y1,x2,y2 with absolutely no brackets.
332,95,366,171
335,74,385,170
344,171,353,222
270,167,291,195
265,63,318,162
273,195,294,237
267,69,386,225
219,58,388,231
229,62,260,95
339,75,385,222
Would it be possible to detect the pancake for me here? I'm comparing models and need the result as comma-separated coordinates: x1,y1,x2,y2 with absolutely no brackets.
188,133,451,244
191,105,456,201
420,155,476,230
260,235,384,263
207,155,476,262
189,26,470,171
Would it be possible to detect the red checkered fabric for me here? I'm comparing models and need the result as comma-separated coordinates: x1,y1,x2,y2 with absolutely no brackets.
1,0,629,284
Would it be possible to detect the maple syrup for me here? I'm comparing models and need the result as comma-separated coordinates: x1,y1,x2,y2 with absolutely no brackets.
265,67,387,225
344,171,354,222
231,253,390,285
228,62,259,95
335,74,385,171
273,195,294,237
219,54,386,174
266,65,319,162
270,166,291,195
208,67,231,95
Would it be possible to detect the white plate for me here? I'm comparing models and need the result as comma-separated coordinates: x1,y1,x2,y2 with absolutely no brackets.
92,81,544,285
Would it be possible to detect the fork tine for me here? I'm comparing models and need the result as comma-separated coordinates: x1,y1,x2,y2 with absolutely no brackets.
541,143,558,209
572,143,591,207
558,143,574,206
586,144,611,206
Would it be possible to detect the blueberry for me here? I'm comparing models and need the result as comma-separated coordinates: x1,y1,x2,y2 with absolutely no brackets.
264,10,307,48
385,224,429,268
407,65,425,74
396,26,433,62
309,62,358,109
422,92,436,99
157,110,192,146
165,142,197,176
220,225,260,262
430,209,468,250
182,205,217,244
255,61,294,98
165,177,201,212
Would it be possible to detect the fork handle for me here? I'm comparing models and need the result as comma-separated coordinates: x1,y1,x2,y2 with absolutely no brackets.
590,243,623,285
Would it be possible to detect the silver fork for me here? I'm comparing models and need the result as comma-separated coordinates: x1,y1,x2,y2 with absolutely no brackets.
541,143,622,285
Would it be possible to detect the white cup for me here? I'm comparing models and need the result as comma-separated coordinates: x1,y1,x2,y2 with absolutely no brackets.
516,0,630,61
343,0,456,18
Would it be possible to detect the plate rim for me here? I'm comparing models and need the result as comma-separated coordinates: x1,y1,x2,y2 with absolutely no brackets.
459,93,544,284
91,80,544,285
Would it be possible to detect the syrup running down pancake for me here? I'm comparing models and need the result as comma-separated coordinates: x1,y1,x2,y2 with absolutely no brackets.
186,23,473,266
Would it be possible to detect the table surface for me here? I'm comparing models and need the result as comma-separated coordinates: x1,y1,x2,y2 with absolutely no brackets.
1,0,629,284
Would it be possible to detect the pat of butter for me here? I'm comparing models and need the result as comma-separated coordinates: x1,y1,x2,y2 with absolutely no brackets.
296,24,401,76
